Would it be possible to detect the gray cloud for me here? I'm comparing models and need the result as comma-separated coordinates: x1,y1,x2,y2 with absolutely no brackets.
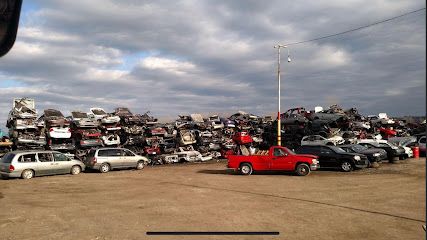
0,0,425,130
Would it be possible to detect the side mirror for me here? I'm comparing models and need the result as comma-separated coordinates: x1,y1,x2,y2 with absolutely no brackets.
0,0,22,57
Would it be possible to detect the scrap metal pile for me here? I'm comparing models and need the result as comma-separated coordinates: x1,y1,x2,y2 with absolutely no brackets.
1,98,425,162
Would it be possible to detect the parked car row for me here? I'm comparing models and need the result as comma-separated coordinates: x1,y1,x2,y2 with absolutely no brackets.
2,98,425,167
0,148,150,179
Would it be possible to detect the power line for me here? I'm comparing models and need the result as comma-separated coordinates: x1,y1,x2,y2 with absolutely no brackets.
284,7,426,46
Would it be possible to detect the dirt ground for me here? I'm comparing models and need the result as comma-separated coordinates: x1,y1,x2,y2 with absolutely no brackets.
0,158,425,240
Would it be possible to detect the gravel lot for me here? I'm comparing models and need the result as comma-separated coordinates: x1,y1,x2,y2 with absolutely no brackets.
0,158,425,240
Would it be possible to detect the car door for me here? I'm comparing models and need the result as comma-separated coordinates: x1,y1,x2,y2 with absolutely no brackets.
107,149,124,169
270,147,291,170
53,152,74,174
319,147,338,168
121,149,137,167
17,153,39,175
36,152,56,175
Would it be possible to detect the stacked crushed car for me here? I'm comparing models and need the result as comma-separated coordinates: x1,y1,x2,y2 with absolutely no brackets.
1,98,425,166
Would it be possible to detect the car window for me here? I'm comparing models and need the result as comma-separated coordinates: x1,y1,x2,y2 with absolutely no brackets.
122,149,135,156
19,154,37,163
379,143,389,148
353,145,368,151
107,149,122,156
273,148,286,157
53,152,70,162
342,147,353,153
38,153,53,162
299,146,319,155
97,149,109,157
329,146,346,153
0,153,15,163
320,147,333,154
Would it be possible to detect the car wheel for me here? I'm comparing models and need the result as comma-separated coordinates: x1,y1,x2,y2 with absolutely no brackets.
136,161,145,170
21,169,34,179
340,161,353,172
239,163,253,175
70,165,81,175
295,163,311,176
100,163,110,173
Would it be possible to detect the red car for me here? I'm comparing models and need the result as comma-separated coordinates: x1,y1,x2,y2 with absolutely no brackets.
227,146,319,176
232,131,253,145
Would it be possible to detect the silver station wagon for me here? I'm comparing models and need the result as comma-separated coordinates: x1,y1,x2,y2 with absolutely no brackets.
84,148,149,173
0,151,85,179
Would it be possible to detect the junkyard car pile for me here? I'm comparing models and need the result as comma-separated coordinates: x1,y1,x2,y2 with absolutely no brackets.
1,99,425,172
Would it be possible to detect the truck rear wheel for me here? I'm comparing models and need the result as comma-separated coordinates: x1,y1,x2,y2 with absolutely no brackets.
295,163,311,176
239,163,253,175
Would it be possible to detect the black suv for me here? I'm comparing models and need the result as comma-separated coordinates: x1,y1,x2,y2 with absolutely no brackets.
295,145,369,172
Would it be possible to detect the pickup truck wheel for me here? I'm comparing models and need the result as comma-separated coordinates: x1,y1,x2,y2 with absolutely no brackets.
340,161,353,172
240,163,253,175
295,163,310,176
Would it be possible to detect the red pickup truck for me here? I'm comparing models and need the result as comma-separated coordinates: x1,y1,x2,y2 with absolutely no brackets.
227,146,319,176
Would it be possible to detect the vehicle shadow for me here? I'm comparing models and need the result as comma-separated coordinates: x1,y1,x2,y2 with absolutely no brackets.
197,169,297,176
197,169,236,175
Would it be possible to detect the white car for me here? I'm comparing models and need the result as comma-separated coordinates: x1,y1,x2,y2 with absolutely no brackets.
101,133,120,146
48,127,72,139
175,146,211,162
301,135,345,146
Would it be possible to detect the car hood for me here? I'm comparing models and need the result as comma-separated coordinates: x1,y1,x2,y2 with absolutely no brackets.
360,148,383,155
295,154,318,159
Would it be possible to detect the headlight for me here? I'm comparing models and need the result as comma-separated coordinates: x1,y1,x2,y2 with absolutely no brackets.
373,153,380,157
391,146,398,150
354,156,361,160
312,159,319,164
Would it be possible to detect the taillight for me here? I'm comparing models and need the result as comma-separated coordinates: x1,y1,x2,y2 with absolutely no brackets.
49,128,54,132
9,165,15,171
68,128,71,132
92,157,97,163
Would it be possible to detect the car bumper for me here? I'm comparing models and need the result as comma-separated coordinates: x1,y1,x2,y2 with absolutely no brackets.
1,171,21,178
355,160,369,169
85,163,101,170
310,163,320,170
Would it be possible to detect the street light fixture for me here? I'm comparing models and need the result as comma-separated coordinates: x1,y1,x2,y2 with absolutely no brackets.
273,44,291,146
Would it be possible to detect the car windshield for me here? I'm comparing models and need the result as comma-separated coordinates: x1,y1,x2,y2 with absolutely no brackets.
329,146,346,153
352,145,368,151
92,109,106,115
72,112,88,118
282,147,295,155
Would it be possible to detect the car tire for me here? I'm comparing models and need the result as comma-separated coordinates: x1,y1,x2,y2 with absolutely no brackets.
99,163,110,173
340,161,353,172
70,165,81,175
295,163,311,176
239,163,253,175
21,169,34,179
136,161,145,170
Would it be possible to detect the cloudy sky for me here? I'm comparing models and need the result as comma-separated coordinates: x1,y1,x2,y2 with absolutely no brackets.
0,0,425,128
